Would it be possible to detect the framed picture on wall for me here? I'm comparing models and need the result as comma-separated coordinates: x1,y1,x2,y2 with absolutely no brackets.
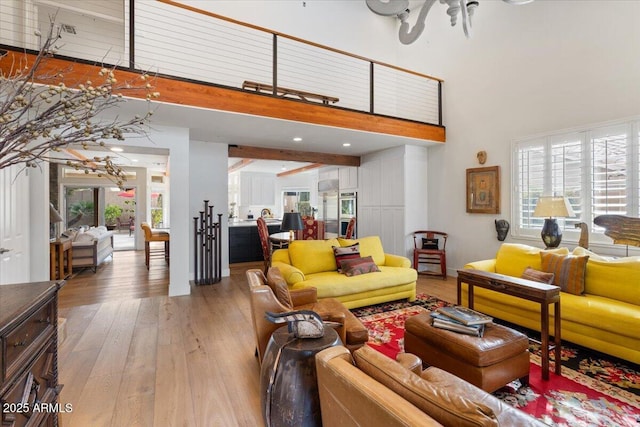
466,166,500,214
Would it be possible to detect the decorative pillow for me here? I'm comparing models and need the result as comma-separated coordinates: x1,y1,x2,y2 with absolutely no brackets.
540,252,589,295
422,238,439,250
340,256,380,277
521,267,555,284
266,268,293,309
333,243,360,272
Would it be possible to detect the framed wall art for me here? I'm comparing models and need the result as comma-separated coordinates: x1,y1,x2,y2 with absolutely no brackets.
466,166,500,214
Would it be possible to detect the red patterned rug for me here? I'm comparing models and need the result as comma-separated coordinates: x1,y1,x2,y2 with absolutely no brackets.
352,294,640,426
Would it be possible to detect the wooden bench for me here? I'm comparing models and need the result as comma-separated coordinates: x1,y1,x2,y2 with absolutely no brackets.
242,80,339,105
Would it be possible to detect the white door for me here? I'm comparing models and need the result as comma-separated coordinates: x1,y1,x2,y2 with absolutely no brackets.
0,165,30,285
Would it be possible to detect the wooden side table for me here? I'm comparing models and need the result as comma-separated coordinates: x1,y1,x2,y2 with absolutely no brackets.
457,268,561,380
260,325,341,427
50,238,73,280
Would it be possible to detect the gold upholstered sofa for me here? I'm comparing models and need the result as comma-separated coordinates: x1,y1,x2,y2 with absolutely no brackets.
462,243,640,364
271,236,417,309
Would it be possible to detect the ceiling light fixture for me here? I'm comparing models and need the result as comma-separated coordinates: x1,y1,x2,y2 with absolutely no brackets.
342,143,351,147
110,147,124,152
366,0,533,44
293,137,303,142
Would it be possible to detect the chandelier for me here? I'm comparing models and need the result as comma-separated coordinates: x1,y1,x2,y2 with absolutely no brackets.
366,0,534,44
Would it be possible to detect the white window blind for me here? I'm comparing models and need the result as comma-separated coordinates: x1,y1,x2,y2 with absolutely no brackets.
513,118,640,244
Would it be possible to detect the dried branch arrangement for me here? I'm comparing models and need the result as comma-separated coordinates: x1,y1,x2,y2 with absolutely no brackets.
0,21,159,187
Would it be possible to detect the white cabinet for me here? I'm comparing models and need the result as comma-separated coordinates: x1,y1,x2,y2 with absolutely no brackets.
240,172,275,206
319,167,339,181
339,166,358,190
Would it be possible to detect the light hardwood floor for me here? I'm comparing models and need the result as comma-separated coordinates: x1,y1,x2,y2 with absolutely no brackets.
58,251,457,426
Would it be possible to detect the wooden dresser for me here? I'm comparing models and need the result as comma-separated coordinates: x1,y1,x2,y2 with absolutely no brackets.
0,281,64,427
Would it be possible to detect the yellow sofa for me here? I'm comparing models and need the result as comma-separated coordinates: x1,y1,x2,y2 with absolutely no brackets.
271,236,417,309
462,243,640,364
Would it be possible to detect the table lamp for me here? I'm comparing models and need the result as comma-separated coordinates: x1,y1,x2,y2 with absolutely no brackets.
533,196,575,248
50,203,63,240
281,212,303,242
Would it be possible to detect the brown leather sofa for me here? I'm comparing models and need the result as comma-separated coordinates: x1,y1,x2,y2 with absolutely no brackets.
316,345,546,427
246,268,368,363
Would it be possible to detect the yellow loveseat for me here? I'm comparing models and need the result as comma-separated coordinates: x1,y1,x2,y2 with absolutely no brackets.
271,236,417,309
462,243,640,364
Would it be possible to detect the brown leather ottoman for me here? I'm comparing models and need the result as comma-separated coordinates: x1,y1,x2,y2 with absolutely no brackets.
404,311,530,392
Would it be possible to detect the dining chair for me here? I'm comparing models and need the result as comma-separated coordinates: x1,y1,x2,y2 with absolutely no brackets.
412,230,448,279
295,218,325,240
345,217,357,239
256,217,271,274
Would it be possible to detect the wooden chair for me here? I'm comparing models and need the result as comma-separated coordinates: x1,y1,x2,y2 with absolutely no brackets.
412,230,448,279
295,219,325,240
140,222,169,269
345,217,357,239
256,217,271,274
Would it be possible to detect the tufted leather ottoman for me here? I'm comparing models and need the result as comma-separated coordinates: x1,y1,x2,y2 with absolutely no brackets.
404,311,530,392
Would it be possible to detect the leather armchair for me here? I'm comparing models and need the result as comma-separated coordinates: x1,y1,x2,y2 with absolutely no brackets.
247,268,368,364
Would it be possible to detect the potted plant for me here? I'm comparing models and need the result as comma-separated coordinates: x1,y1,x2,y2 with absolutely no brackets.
104,204,123,230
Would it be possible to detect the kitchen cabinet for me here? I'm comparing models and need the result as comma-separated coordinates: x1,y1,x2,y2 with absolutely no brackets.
240,173,275,206
338,167,358,190
229,223,281,263
318,168,339,181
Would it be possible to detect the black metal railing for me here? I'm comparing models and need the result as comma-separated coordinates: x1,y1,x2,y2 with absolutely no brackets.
0,0,443,126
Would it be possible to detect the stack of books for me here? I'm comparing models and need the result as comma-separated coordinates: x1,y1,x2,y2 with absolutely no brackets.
430,306,493,337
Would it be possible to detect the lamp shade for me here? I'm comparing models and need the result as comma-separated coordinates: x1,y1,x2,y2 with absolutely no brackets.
49,203,63,223
533,196,575,218
281,212,303,232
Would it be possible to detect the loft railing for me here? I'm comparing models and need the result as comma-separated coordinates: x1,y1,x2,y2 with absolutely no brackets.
0,0,443,127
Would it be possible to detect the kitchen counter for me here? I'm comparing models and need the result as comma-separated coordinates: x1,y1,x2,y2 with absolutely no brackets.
228,220,282,263
228,218,282,227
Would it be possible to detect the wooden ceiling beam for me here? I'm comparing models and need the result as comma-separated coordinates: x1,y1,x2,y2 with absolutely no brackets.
228,145,360,167
277,163,323,178
228,158,254,173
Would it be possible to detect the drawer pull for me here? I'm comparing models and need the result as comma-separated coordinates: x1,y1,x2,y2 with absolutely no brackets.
13,340,27,347
37,317,51,324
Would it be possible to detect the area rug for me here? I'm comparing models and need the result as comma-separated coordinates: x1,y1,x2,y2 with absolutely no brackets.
352,294,640,426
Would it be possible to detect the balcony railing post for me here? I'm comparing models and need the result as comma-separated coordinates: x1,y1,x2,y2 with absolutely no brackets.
438,81,443,126
272,34,278,96
369,62,375,114
129,0,135,70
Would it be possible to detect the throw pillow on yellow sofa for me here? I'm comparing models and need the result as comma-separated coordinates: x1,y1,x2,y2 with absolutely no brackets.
494,243,569,277
338,236,386,266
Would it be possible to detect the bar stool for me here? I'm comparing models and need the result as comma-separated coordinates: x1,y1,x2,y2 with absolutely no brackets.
141,222,169,269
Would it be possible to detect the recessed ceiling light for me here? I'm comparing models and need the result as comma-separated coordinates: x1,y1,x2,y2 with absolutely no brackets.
293,137,303,142
281,165,287,170
342,143,351,147
132,159,139,162
110,147,124,152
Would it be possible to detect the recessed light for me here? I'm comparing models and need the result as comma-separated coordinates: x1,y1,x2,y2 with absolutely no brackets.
110,147,124,152
342,143,351,147
132,159,139,162
293,137,303,142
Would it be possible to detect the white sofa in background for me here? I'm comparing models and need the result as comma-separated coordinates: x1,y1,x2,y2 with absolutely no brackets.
62,226,114,272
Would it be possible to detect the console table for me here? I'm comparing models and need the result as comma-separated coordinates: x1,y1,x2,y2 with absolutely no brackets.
0,280,65,426
50,238,73,280
457,269,561,380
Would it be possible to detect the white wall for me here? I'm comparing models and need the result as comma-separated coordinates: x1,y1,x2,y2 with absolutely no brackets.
189,140,230,279
420,1,640,272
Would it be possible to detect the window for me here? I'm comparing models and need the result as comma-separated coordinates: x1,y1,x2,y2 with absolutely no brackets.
513,118,639,244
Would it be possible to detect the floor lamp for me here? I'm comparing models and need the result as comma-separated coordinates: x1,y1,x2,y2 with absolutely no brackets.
533,196,575,248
